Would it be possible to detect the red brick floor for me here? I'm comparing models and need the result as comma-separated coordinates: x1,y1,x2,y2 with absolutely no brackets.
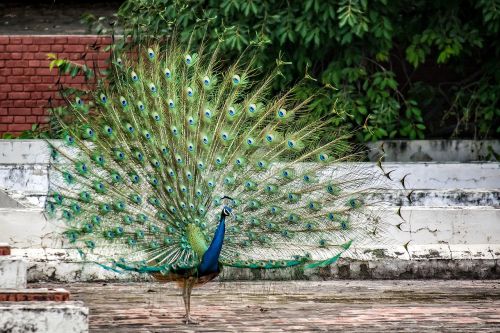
33,280,500,332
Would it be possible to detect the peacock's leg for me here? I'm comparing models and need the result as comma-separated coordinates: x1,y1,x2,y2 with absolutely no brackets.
182,277,199,324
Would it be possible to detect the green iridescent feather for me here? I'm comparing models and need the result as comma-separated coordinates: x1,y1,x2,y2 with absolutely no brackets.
45,36,396,275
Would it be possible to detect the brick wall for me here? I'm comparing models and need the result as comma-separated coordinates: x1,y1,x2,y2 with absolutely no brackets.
0,35,111,136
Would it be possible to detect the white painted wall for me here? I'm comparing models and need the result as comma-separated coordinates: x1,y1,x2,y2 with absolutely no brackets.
0,140,499,280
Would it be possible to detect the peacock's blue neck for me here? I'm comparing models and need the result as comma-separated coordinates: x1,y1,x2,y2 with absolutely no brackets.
197,214,226,276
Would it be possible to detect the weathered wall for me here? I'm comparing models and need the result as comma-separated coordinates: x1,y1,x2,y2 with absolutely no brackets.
0,140,499,280
0,35,110,135
367,140,500,162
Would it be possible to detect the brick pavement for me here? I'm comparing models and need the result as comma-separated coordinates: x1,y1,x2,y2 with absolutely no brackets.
34,280,500,332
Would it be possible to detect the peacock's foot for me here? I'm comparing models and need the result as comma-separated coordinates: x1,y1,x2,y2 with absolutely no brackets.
183,315,199,325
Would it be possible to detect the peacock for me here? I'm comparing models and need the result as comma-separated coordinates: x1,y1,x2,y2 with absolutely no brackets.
45,35,400,324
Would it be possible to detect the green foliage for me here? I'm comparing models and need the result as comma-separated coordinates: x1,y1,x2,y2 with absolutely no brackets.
80,0,499,141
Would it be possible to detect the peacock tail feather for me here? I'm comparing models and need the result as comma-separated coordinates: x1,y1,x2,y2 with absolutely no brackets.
45,36,399,276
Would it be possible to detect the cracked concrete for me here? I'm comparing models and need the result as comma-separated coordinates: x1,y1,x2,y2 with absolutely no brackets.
28,280,500,332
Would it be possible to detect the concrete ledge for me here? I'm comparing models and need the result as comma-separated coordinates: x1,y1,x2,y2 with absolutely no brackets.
220,258,500,280
2,206,499,248
373,189,500,206
2,139,499,163
0,301,88,333
367,140,500,162
0,257,27,289
0,288,70,302
6,244,500,282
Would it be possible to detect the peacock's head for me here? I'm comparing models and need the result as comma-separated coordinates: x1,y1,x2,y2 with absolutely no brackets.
221,206,232,217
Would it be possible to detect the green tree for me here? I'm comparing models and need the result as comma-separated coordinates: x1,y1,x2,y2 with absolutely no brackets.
82,0,499,141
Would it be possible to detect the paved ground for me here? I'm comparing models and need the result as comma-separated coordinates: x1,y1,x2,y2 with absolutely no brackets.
35,280,500,332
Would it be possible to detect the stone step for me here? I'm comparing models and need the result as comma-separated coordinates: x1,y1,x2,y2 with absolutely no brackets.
0,288,70,302
0,301,88,333
386,206,500,245
1,161,499,210
0,243,11,255
1,206,498,247
0,257,27,289
7,243,500,282
367,139,500,162
374,162,500,190
372,189,500,207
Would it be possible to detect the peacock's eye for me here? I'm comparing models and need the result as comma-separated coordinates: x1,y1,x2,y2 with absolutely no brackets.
137,102,144,111
278,108,286,118
203,76,210,86
203,137,209,144
164,68,171,78
204,109,211,118
266,135,273,142
188,117,195,125
228,107,236,116
232,74,240,85
249,104,256,113
120,97,127,107
168,99,175,108
100,94,107,103
75,97,83,105
147,48,155,59
186,87,193,97
149,83,157,93
185,54,192,65
222,133,228,140
131,71,138,82
288,140,295,148
198,162,204,169
116,58,122,65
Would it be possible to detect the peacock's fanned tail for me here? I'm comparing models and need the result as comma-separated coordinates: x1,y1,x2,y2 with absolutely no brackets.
46,37,397,275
